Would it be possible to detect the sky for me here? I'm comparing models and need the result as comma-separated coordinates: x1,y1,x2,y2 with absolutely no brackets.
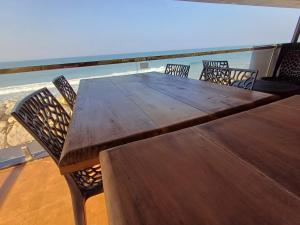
0,0,299,62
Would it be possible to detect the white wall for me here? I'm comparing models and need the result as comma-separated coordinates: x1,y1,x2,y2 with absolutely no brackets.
249,47,281,79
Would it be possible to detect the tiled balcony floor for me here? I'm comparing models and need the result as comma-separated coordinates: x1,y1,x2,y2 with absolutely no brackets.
0,157,108,225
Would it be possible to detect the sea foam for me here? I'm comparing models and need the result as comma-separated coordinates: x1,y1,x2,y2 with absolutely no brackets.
0,66,165,101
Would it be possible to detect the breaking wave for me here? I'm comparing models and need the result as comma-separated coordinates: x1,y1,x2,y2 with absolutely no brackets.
0,66,165,100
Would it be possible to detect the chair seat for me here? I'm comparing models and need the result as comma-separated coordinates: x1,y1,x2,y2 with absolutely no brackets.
253,79,300,96
261,76,300,85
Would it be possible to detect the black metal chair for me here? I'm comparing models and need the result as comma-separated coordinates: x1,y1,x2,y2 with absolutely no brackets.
53,75,77,109
11,88,102,225
272,50,300,84
262,43,300,85
202,60,229,69
200,60,229,81
165,64,190,78
253,43,300,95
201,66,258,90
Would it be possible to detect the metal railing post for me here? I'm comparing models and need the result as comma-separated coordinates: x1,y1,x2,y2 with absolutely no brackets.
292,16,300,43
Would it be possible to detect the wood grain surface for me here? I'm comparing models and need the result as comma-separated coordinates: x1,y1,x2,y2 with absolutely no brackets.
100,96,300,224
197,95,300,197
60,72,276,173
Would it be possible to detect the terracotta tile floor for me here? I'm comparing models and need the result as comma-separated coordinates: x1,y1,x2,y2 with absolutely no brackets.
0,157,108,225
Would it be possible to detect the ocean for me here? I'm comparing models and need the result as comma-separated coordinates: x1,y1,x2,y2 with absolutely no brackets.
0,47,252,103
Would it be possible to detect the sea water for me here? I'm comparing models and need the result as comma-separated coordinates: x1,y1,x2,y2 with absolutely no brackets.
0,47,252,103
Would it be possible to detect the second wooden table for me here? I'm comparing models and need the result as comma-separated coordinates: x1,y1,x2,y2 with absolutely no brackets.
100,96,300,225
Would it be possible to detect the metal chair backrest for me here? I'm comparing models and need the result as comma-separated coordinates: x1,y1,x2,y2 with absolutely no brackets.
201,67,258,90
165,64,190,78
11,88,70,164
200,60,229,80
277,50,300,84
53,75,77,109
202,60,229,68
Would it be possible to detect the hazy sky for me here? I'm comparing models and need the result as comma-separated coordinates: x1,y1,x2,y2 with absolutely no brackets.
0,0,299,61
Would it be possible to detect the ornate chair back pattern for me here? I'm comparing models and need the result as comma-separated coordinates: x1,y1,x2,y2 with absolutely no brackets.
201,67,258,90
200,60,229,80
12,88,69,163
53,75,77,109
202,60,229,68
277,50,300,84
165,64,190,78
11,88,102,192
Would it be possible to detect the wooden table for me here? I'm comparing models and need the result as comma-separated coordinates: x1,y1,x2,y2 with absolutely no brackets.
100,96,300,225
59,72,276,173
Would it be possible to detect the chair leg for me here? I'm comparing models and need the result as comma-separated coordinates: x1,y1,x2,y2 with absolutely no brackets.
65,175,87,225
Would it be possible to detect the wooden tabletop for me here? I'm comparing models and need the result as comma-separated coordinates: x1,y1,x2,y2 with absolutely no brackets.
59,72,276,173
197,95,300,197
100,96,300,225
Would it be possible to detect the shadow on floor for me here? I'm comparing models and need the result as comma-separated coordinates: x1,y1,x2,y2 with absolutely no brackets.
0,158,108,225
0,164,25,208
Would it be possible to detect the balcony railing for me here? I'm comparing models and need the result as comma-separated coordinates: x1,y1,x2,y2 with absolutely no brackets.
0,43,282,169
0,44,280,75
